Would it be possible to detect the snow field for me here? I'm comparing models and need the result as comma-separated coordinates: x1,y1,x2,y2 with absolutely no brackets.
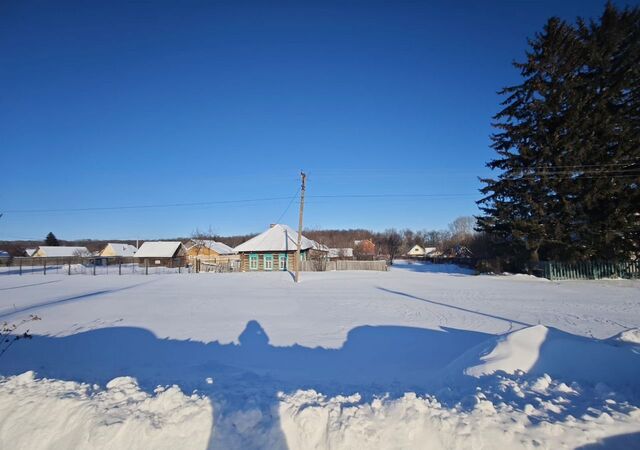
0,262,639,449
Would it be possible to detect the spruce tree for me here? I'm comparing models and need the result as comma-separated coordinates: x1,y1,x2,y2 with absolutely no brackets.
478,3,640,266
478,17,582,267
45,232,59,246
569,4,640,260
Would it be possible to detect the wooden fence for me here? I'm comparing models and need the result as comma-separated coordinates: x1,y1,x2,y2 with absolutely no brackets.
541,260,640,280
0,256,189,276
300,260,388,272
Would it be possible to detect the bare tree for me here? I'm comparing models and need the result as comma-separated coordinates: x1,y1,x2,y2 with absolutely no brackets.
448,216,475,238
447,216,476,248
190,226,219,260
381,229,403,265
308,250,328,271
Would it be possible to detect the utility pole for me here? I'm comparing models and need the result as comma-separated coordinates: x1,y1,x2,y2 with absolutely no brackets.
295,171,307,283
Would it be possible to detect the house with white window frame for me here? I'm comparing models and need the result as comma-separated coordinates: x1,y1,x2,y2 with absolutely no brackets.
234,224,327,272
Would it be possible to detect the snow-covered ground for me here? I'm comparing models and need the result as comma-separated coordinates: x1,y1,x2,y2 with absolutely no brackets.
0,261,639,449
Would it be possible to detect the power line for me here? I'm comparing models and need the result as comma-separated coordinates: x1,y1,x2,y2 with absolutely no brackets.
2,193,479,215
275,187,300,224
2,196,298,214
309,193,476,199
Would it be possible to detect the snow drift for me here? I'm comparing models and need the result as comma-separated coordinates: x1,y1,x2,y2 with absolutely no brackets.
0,372,212,450
2,370,640,450
448,325,640,386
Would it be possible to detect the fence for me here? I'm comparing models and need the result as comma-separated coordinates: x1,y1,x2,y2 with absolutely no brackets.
541,260,640,280
195,258,241,273
300,259,388,272
0,256,190,276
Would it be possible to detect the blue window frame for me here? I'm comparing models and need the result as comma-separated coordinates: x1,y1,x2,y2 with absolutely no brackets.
264,254,274,271
278,254,287,270
249,254,258,270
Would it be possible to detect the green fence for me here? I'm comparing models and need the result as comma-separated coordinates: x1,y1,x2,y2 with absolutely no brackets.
541,260,640,280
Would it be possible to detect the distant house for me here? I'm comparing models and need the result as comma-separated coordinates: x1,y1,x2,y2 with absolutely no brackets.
134,241,187,266
24,248,37,257
424,247,437,256
0,250,9,260
33,246,90,257
408,245,437,258
185,239,238,265
100,243,137,257
445,245,473,258
407,245,426,257
234,224,327,271
354,239,376,258
328,248,354,260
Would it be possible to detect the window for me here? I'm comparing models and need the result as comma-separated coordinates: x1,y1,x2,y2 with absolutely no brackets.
249,254,258,270
279,254,287,270
264,254,273,271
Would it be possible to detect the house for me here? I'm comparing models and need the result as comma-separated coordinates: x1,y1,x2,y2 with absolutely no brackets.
354,239,376,258
445,245,473,258
234,224,327,271
0,250,9,261
407,245,438,258
328,248,354,260
185,239,238,265
33,246,91,257
100,243,138,257
24,248,37,257
134,241,187,266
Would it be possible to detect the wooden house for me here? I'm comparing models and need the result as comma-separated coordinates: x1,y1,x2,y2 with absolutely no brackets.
100,243,138,257
234,224,327,271
134,241,187,267
33,246,91,258
185,239,239,269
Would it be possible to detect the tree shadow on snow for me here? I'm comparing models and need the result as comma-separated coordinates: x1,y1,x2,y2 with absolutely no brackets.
575,431,640,449
377,287,531,328
0,281,156,320
391,261,476,275
0,321,491,449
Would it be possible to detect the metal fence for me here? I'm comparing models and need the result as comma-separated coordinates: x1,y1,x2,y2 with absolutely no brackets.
300,259,388,272
0,256,190,276
541,260,640,280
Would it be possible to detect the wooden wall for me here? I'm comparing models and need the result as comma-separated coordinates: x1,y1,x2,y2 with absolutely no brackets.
239,251,302,271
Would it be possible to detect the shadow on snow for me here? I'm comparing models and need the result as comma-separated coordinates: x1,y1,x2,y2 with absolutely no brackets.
390,261,476,275
1,319,639,448
0,321,490,448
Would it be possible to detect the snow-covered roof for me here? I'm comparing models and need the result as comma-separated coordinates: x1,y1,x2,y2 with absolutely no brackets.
24,248,37,256
134,241,184,258
36,246,90,257
0,250,9,257
328,248,354,258
234,224,322,253
187,240,235,255
103,243,137,257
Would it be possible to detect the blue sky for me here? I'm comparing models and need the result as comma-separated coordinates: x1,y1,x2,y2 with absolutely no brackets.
1,0,635,240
